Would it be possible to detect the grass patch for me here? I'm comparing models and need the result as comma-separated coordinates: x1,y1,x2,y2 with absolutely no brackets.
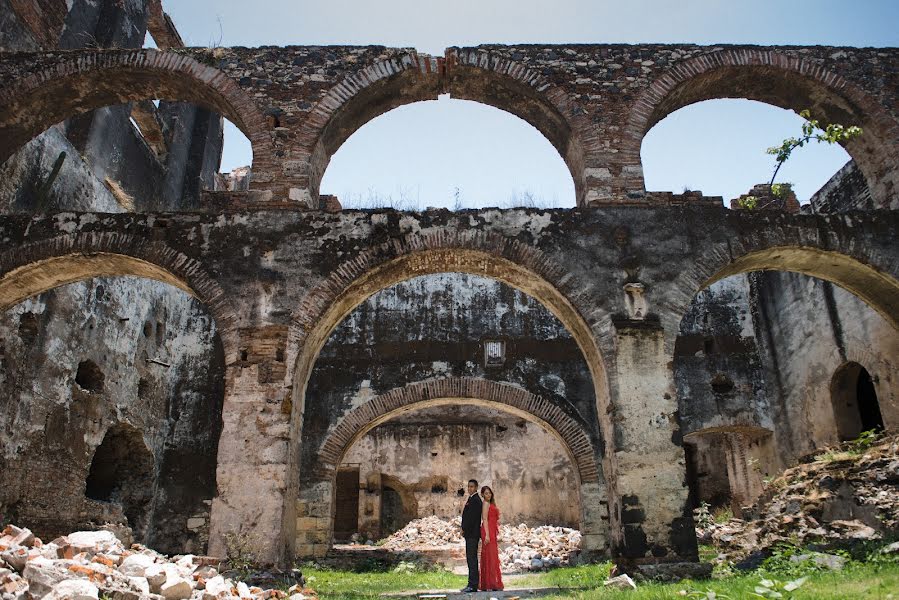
303,562,899,599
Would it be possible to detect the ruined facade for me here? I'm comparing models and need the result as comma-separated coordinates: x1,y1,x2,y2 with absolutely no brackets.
0,0,897,577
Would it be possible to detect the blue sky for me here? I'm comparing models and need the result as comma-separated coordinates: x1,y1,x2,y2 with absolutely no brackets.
162,1,899,208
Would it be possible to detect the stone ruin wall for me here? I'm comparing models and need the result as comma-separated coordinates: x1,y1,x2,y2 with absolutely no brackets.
342,411,581,540
0,0,226,554
0,0,896,569
301,272,596,548
674,163,899,512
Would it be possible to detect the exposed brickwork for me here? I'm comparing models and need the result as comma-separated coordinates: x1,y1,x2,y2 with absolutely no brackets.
0,230,240,363
0,48,269,168
315,377,601,484
2,44,896,206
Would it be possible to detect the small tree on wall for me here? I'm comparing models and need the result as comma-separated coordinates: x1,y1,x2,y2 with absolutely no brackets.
736,109,863,210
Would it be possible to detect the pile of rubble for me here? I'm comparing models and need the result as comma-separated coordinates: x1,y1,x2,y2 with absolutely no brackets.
697,433,899,563
379,516,581,572
497,524,581,572
0,526,315,600
380,516,461,550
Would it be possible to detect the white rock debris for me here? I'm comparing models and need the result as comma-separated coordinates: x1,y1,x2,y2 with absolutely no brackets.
379,516,582,572
0,525,315,600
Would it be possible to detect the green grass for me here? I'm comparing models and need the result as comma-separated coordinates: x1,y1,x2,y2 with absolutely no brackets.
304,567,465,597
303,562,899,599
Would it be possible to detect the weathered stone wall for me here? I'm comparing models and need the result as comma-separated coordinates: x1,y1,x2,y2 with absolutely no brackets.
341,406,581,540
751,272,899,456
674,169,899,513
0,0,227,554
0,277,224,554
2,43,898,207
298,272,600,554
1,20,898,571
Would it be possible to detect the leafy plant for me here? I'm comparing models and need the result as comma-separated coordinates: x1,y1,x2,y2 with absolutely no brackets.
695,501,714,529
750,576,808,598
738,109,862,211
735,195,759,210
849,428,880,454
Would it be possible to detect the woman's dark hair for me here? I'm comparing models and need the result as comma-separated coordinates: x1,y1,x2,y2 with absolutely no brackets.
481,485,496,505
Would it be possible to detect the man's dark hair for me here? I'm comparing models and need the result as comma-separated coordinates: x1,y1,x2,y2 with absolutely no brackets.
468,479,478,487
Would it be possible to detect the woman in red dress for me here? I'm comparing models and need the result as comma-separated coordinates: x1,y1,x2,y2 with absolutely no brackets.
479,486,504,591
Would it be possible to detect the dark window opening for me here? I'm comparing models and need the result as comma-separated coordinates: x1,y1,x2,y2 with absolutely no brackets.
710,374,734,394
18,312,40,343
75,360,105,393
84,424,154,539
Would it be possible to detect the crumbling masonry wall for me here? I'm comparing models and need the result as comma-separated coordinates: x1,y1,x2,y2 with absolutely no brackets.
0,0,227,553
342,409,581,539
0,16,898,572
299,273,597,553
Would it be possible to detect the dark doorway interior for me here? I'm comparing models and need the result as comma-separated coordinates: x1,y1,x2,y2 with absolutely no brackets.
831,362,884,441
856,366,884,433
334,467,360,541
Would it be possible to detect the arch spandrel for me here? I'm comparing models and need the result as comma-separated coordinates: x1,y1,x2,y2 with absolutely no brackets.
0,233,240,364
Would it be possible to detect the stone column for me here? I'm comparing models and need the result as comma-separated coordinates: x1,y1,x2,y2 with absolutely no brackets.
579,481,610,559
611,323,699,569
208,327,292,566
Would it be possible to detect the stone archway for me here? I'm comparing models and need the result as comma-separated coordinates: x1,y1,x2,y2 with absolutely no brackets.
830,362,885,440
624,48,899,207
0,48,268,170
0,233,240,363
300,49,593,205
297,377,605,557
284,233,619,560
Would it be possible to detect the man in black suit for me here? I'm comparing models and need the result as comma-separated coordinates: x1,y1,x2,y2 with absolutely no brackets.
460,478,482,593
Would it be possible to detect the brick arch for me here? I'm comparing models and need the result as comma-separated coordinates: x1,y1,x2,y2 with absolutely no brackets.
0,232,240,363
663,222,899,334
0,48,269,168
301,49,592,205
285,230,619,557
625,49,899,207
316,378,601,485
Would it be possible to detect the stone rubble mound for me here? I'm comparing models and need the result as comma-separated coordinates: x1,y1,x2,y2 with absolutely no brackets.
0,526,317,600
698,433,899,562
379,516,581,572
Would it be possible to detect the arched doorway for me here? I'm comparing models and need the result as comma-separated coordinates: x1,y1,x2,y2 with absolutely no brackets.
831,362,885,441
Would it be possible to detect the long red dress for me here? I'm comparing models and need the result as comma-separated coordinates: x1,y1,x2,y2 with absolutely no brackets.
479,503,504,591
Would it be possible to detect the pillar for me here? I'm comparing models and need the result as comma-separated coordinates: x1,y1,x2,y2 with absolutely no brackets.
610,323,698,567
208,327,293,565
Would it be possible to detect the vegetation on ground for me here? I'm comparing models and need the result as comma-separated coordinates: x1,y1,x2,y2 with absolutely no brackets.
300,552,898,599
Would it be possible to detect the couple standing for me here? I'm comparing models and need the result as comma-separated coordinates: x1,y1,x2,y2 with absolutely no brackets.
459,479,504,593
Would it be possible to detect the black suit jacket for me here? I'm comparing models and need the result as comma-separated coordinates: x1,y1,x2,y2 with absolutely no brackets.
461,493,483,539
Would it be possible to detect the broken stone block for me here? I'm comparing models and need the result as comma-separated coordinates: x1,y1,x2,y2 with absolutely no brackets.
63,531,122,555
119,553,156,577
0,548,29,572
603,573,637,590
159,575,193,600
145,564,167,592
22,557,76,597
45,578,100,600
